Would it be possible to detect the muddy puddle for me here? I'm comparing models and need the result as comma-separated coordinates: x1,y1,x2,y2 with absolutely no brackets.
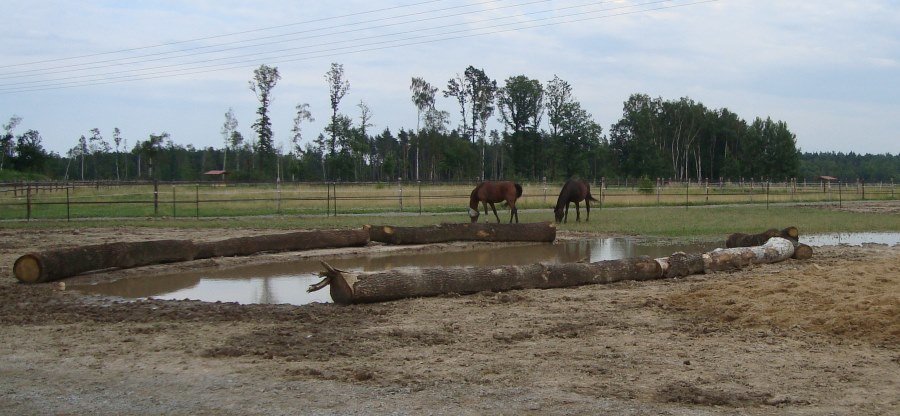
71,233,899,306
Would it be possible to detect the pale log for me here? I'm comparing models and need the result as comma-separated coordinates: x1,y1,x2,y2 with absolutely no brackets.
368,222,556,245
313,237,799,304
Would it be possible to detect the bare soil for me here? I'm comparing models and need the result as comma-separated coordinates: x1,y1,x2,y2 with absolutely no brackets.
0,227,897,415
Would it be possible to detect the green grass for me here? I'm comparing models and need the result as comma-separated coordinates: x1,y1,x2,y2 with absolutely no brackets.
2,204,897,240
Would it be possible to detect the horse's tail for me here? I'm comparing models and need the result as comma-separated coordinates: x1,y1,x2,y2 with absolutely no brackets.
514,183,523,199
587,192,599,202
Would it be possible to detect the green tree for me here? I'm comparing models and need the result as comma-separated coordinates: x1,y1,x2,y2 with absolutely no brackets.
249,64,280,175
410,77,437,180
13,129,49,173
220,108,238,171
498,76,544,178
324,62,350,157
1,115,22,171
112,127,123,180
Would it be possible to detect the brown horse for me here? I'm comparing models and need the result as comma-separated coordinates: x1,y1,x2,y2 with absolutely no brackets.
468,181,523,223
554,179,598,223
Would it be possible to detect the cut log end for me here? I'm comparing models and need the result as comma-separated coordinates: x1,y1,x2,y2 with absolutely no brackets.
13,254,42,283
791,243,814,260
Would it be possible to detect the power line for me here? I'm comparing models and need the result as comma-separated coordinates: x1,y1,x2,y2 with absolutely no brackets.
0,0,451,69
0,0,553,80
1,0,720,94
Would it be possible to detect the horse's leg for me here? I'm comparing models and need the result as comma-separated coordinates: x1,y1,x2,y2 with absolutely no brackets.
564,203,570,223
482,202,489,222
575,201,581,222
490,202,500,223
510,201,518,223
586,199,591,222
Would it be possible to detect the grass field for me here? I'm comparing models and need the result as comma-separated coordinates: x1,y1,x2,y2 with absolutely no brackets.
1,198,898,240
1,181,895,222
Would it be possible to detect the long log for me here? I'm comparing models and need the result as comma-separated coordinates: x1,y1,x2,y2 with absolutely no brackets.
193,229,370,258
312,237,797,304
14,229,371,284
13,240,198,284
724,226,811,260
368,222,556,245
726,226,798,248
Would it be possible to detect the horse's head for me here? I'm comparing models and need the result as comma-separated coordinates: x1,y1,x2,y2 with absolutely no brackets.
468,207,480,223
553,207,564,223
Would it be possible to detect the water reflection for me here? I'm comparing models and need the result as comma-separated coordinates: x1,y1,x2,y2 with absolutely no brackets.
71,232,898,306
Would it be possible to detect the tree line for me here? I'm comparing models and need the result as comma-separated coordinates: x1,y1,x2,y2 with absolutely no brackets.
2,64,897,183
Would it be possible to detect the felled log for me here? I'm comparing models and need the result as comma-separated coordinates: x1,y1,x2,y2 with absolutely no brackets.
14,228,371,284
13,240,198,284
702,237,797,272
368,222,556,245
311,237,798,304
724,226,810,260
194,229,370,258
725,226,798,248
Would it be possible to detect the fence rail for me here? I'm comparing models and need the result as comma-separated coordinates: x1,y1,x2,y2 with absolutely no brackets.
0,179,895,221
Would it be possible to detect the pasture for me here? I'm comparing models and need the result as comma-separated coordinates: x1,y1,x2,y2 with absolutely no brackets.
0,193,898,414
0,179,895,221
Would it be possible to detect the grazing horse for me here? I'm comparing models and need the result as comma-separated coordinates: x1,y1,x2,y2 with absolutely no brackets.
468,181,523,223
554,179,598,223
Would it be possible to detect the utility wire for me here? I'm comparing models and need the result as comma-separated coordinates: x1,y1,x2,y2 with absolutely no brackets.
0,0,553,80
2,0,719,94
0,0,451,69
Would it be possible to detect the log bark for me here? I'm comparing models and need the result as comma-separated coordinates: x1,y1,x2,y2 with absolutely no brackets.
13,240,198,284
791,243,814,260
311,238,798,304
726,226,798,248
194,229,369,259
14,229,370,284
314,257,662,304
703,237,796,272
368,222,556,245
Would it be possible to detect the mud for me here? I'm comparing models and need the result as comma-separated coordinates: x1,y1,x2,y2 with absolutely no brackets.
0,226,898,415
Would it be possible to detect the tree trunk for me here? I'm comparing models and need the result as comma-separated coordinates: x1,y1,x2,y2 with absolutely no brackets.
724,226,810,259
14,229,370,283
194,229,369,258
311,237,798,304
725,226,798,248
368,222,556,245
14,240,198,284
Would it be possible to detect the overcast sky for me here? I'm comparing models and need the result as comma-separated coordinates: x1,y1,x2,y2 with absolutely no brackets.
2,0,898,156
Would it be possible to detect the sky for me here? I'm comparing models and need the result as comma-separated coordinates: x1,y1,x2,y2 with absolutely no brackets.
2,0,898,157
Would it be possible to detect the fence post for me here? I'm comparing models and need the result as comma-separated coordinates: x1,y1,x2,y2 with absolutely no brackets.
276,180,282,215
656,178,660,205
418,180,422,214
326,181,331,216
398,178,403,212
766,180,770,209
153,180,159,215
196,183,200,219
861,179,865,201
332,182,337,217
598,178,604,211
172,185,176,218
684,180,689,209
839,181,842,208
66,186,71,222
26,184,32,221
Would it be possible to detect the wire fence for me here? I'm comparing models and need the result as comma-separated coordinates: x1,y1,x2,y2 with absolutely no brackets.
0,178,895,221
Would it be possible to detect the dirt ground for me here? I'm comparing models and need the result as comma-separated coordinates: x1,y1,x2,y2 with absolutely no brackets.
0,226,897,415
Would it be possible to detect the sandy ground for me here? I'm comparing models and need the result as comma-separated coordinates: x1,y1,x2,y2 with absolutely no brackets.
0,226,898,415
